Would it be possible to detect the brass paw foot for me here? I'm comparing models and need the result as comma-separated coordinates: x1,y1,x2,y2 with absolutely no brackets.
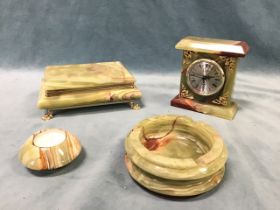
129,102,140,110
41,110,54,121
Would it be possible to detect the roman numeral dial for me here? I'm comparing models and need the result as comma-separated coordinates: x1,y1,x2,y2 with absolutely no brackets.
186,59,225,96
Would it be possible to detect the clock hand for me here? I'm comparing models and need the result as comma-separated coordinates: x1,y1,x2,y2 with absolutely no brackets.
190,74,204,79
202,78,206,91
203,75,216,79
190,73,217,80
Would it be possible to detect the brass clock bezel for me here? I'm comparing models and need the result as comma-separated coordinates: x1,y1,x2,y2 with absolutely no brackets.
186,58,225,97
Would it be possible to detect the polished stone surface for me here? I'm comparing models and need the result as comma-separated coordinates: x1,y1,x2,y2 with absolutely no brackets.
0,70,279,210
19,128,82,170
38,61,142,110
175,36,249,57
125,115,228,196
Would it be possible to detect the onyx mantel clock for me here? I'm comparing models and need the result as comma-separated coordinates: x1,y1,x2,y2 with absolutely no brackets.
171,36,249,120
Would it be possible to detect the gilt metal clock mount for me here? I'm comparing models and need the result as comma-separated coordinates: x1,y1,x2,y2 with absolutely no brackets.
171,36,249,120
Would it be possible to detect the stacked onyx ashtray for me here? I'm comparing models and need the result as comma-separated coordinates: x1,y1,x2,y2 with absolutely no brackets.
125,115,228,196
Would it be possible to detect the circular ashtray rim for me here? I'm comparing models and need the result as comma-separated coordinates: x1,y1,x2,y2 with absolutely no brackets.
125,115,228,180
32,128,67,148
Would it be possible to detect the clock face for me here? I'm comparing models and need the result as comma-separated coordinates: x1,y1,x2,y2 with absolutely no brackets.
186,59,225,96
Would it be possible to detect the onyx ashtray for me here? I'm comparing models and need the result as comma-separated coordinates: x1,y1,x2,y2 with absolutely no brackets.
125,115,228,196
19,128,82,170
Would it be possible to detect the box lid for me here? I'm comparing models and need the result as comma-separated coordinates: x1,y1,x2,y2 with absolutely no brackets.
43,61,135,91
175,36,249,57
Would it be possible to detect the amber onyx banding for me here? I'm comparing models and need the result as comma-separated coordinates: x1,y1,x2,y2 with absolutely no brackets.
125,115,228,196
19,128,82,170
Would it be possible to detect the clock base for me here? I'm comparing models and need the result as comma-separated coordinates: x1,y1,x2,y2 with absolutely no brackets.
171,95,237,120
